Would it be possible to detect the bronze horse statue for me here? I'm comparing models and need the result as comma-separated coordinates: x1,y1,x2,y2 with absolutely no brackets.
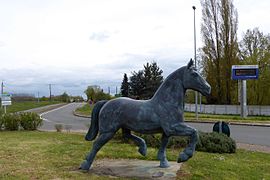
80,59,211,170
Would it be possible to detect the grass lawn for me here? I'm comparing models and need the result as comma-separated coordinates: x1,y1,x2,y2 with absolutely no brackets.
75,103,270,124
75,104,93,116
185,112,270,124
0,131,269,179
4,101,62,113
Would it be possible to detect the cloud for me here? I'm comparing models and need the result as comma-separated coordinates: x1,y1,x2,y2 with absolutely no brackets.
0,41,6,47
89,31,110,42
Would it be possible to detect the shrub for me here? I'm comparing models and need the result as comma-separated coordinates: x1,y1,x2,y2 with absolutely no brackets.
114,130,235,154
114,132,189,149
3,113,21,131
64,124,72,132
20,112,43,130
55,124,63,132
0,108,3,115
167,136,189,149
139,134,161,148
0,109,3,130
196,132,236,153
138,134,189,149
113,130,235,154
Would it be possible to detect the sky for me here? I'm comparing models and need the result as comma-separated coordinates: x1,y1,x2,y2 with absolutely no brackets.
0,0,270,98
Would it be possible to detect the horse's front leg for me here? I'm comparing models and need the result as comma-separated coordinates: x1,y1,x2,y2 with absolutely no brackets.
172,123,198,163
122,128,147,156
157,133,170,168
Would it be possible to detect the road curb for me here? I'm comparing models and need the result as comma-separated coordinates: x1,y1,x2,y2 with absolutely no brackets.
72,110,90,118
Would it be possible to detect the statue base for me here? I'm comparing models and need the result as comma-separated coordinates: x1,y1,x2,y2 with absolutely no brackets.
89,158,181,179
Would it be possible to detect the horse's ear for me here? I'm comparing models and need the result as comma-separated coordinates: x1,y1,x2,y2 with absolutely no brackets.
187,58,194,69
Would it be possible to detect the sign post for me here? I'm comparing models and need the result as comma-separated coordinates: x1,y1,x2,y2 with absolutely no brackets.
232,65,259,118
240,80,247,118
1,94,12,113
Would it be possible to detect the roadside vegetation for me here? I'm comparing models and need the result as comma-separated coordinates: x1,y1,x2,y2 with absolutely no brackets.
0,110,43,131
5,101,61,113
75,104,93,117
185,112,270,123
75,103,270,124
0,131,269,179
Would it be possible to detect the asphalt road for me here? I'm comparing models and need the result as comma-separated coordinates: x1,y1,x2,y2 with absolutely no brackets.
40,103,90,132
40,103,270,147
187,122,270,147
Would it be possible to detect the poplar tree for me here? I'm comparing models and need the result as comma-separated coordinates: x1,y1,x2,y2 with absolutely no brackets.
201,0,239,104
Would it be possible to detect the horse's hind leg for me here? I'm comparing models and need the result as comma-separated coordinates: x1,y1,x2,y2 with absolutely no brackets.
157,133,170,168
122,128,147,156
80,132,115,170
173,123,198,163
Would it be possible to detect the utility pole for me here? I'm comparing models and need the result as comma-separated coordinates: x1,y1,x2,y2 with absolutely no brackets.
49,84,52,101
192,5,198,120
1,81,3,108
37,91,40,103
108,87,110,94
116,86,118,95
1,81,3,95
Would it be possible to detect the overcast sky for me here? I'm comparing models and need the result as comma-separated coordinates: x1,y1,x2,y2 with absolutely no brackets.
0,0,269,98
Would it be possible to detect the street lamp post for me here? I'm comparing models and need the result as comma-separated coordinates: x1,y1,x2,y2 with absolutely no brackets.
192,6,198,120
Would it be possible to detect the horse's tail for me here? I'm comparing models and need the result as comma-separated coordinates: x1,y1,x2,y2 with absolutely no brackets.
85,100,108,141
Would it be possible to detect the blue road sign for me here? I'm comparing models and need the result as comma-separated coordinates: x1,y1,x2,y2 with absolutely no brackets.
231,65,259,80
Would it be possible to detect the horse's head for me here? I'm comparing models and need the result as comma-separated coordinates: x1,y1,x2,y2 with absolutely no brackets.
183,59,211,96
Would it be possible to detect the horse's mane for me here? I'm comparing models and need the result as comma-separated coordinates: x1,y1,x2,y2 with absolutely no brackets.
151,66,186,107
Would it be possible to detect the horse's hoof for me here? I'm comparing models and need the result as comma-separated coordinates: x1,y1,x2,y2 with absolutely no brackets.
160,160,170,168
138,145,147,156
177,152,189,163
79,160,90,170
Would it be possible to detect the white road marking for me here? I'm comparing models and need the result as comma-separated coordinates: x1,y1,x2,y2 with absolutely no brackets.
39,103,85,124
40,103,71,116
40,103,72,123
41,117,52,122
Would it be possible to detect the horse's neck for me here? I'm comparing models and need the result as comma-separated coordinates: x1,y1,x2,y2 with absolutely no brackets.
151,71,185,109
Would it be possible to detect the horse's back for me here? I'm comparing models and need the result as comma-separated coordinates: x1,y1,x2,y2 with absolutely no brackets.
99,97,162,134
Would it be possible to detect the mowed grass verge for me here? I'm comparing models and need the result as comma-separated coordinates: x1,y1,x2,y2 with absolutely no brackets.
75,103,270,124
0,131,269,179
75,104,93,116
5,101,62,113
185,112,270,124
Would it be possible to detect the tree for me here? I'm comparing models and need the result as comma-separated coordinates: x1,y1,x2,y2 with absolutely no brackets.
239,28,270,105
129,70,145,99
84,85,100,101
129,62,163,99
142,62,163,99
200,0,239,104
60,92,69,102
120,73,129,97
84,85,111,102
